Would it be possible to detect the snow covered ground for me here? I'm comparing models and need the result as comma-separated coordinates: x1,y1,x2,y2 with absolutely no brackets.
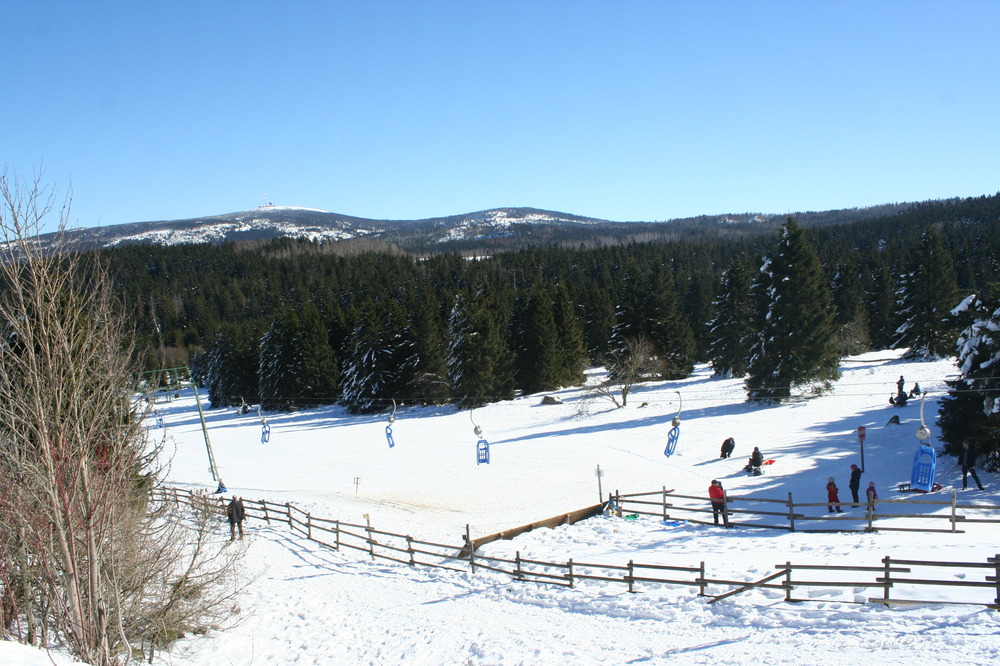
6,350,1000,665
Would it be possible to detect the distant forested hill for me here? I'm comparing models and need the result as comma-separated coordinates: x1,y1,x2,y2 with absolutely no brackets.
101,193,1000,411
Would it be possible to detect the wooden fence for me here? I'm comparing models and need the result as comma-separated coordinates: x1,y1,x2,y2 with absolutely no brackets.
152,486,1000,610
612,486,1000,534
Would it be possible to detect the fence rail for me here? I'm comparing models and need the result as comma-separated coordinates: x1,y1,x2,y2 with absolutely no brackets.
152,486,1000,610
612,486,1000,534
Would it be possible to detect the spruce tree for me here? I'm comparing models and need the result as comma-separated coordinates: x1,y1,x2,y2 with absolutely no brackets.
298,301,339,406
401,291,451,404
446,291,513,408
892,229,961,358
258,308,303,411
646,266,696,380
511,289,561,395
707,261,752,378
340,301,392,414
937,293,1000,470
552,284,587,386
745,218,840,401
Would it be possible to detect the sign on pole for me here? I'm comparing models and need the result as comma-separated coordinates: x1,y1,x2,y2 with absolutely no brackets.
857,426,866,472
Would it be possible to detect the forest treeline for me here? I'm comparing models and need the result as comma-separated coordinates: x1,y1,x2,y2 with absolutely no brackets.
105,194,1000,425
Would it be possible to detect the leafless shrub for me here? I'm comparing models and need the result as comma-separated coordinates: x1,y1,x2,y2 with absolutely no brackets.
0,168,246,665
584,336,664,409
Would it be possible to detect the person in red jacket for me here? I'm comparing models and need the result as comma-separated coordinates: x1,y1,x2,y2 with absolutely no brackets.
826,477,843,512
708,480,729,527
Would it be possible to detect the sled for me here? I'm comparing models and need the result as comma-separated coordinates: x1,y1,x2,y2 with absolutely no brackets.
910,444,937,492
476,439,490,465
897,482,942,493
661,519,685,527
385,424,395,448
664,426,680,457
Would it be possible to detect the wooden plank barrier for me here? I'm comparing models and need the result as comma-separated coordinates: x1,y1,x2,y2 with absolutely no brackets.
150,486,1000,610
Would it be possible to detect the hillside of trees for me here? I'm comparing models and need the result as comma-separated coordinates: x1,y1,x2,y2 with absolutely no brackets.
102,194,1000,456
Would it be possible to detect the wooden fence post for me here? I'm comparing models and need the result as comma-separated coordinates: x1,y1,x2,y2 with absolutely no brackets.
465,524,475,574
366,515,375,561
286,502,292,528
568,558,574,589
866,497,876,532
992,553,1000,608
263,500,270,525
784,561,793,602
627,560,635,593
698,562,706,597
306,513,312,541
722,490,731,528
406,536,415,566
787,492,795,532
951,491,958,533
334,520,341,551
662,486,668,521
882,555,892,603
515,551,523,580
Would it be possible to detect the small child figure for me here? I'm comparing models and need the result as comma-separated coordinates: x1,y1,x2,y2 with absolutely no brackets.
866,481,878,504
826,477,843,512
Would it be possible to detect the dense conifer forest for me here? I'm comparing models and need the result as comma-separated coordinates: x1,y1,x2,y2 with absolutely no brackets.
102,194,1000,461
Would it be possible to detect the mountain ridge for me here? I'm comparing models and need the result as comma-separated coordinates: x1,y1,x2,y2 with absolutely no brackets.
43,201,914,254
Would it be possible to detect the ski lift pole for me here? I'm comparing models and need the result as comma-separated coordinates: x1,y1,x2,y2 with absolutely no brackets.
191,379,220,482
916,392,931,442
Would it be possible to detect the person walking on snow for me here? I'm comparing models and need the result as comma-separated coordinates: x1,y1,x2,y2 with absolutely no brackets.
227,495,246,541
959,441,985,490
708,480,729,527
849,464,862,504
826,477,843,512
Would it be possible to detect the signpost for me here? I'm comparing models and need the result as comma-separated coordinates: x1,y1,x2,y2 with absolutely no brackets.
857,426,866,472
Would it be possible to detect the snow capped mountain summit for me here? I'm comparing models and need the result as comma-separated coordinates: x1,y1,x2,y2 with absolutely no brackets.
46,206,623,252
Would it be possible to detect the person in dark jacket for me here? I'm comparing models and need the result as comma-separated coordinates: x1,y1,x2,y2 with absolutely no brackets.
744,447,765,474
720,437,735,459
849,464,862,504
708,480,729,527
826,477,843,512
959,441,985,490
227,495,246,541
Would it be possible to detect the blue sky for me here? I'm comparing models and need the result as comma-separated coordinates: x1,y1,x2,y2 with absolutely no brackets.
4,1,999,232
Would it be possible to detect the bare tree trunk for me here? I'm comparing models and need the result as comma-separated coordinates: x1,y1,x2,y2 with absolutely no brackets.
0,168,248,665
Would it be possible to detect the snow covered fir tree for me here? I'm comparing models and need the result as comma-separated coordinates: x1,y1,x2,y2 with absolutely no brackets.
744,218,840,401
139,194,1000,461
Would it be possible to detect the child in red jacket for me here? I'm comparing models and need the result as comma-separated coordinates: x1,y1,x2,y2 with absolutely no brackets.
826,477,843,512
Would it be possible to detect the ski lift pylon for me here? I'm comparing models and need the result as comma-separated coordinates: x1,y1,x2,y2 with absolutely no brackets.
471,407,489,464
386,399,397,448
664,391,682,457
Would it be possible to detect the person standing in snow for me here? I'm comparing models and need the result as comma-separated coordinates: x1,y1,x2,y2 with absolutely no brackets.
848,464,862,504
826,477,843,512
227,495,246,541
865,482,878,505
720,437,735,459
708,480,729,527
896,376,905,395
958,441,985,490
